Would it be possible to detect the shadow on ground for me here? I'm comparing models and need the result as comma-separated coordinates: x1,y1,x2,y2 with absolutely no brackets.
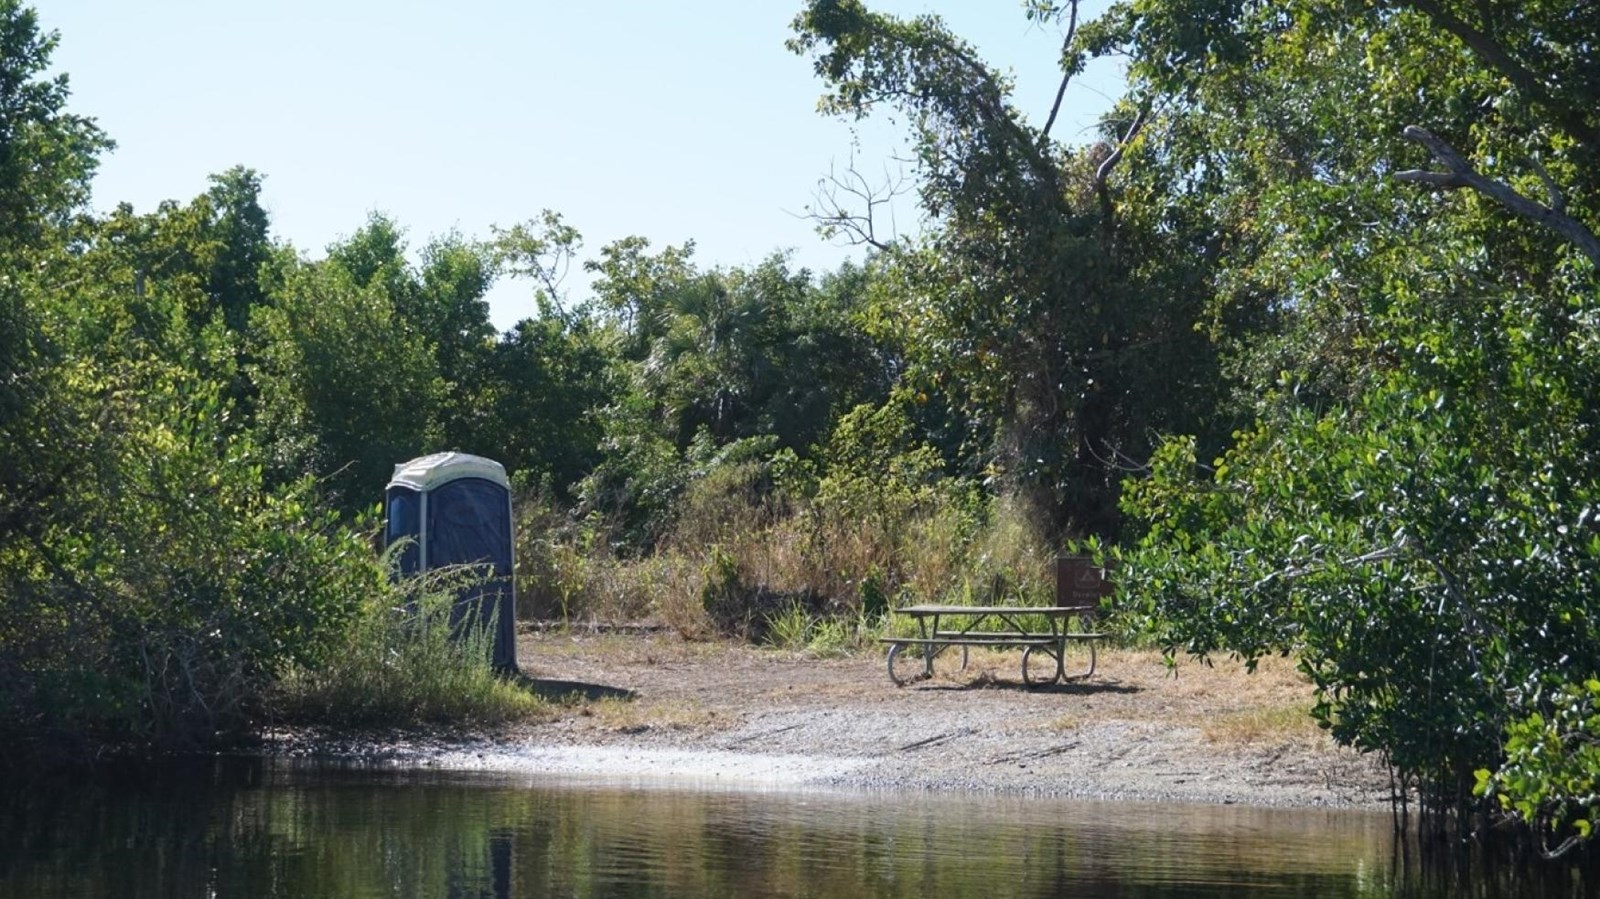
513,674,637,703
911,677,1143,696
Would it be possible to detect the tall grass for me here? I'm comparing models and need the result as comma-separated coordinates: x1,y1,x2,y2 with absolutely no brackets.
275,564,544,727
510,463,1073,645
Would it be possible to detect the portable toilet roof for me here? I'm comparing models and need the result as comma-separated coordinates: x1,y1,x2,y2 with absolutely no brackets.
388,452,508,493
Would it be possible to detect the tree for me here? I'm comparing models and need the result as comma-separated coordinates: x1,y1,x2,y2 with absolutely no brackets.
0,7,384,746
0,0,113,570
576,240,897,544
472,309,612,501
252,252,443,511
1098,0,1600,838
0,0,109,255
791,0,1229,540
200,166,273,334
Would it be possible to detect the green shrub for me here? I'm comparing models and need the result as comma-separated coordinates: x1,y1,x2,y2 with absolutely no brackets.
1,365,379,748
274,562,544,727
763,604,815,651
1477,680,1600,857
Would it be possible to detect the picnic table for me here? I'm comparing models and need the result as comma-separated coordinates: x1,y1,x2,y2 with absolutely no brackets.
878,556,1112,688
879,604,1104,687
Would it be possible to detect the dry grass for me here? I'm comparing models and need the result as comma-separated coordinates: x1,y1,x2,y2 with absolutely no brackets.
1088,648,1328,745
514,474,1066,634
1201,703,1326,746
581,695,724,734
1045,714,1080,733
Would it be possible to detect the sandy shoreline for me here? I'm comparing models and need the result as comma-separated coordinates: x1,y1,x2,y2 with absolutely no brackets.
279,630,1394,808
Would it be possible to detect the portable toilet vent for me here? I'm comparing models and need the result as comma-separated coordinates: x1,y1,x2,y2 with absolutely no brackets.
385,452,517,672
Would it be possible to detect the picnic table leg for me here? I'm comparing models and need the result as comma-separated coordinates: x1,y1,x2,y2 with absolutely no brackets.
1065,611,1098,679
1056,637,1098,680
1077,639,1098,679
887,641,927,686
1021,619,1073,687
1021,643,1065,687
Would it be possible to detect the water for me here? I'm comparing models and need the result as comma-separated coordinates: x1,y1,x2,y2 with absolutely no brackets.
0,758,1585,898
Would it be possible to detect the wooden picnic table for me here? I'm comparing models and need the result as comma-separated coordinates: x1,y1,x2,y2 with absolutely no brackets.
878,604,1104,687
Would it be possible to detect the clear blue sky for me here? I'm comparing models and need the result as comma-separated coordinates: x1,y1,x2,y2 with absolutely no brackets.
41,1,1121,329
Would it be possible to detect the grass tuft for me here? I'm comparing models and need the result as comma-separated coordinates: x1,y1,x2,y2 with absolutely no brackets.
275,569,546,727
1201,704,1324,746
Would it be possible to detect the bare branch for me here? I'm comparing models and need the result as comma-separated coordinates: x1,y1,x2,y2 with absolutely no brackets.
1543,833,1587,861
1392,170,1467,189
1039,0,1080,144
1396,125,1600,268
804,153,909,252
1250,544,1406,593
1095,107,1146,187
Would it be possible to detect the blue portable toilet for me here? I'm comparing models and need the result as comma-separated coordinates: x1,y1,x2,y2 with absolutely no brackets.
384,452,518,672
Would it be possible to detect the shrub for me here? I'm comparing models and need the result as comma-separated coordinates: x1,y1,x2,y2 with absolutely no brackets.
1,366,378,749
274,561,544,727
1477,680,1600,858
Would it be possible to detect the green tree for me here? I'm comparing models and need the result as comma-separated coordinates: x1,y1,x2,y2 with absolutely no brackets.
0,0,109,255
0,11,382,743
1099,0,1600,836
252,252,443,510
474,309,613,500
200,166,273,334
578,242,894,543
791,0,1229,540
0,0,112,551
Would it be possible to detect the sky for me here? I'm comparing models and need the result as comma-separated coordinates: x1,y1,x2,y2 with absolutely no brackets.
40,1,1122,330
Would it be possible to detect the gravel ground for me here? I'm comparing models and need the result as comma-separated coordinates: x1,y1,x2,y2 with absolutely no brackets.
323,631,1392,808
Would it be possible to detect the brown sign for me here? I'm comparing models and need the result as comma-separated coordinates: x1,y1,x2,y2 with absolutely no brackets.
1056,554,1114,607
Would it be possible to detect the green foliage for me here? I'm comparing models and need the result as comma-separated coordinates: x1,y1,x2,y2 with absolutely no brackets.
0,360,377,745
791,0,1230,540
0,6,384,750
274,563,544,727
698,544,748,634
811,400,944,527
1122,285,1600,807
763,603,880,657
1092,0,1600,836
492,209,582,317
763,604,816,652
0,0,110,255
1478,680,1600,856
251,253,443,508
200,166,273,335
474,308,612,502
578,246,891,547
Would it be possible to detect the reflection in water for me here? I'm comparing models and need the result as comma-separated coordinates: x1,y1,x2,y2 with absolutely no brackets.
0,758,1588,898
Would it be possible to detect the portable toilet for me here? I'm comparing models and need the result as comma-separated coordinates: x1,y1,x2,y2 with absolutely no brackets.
385,452,518,672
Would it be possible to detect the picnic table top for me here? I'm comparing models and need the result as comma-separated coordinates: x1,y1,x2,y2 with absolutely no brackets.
893,604,1098,617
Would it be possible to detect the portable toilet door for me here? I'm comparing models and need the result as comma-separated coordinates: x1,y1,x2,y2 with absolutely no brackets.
385,453,518,672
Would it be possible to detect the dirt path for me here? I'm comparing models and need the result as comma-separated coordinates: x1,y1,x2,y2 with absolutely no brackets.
399,631,1392,808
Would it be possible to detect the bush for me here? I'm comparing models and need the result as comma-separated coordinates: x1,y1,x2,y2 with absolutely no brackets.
1120,369,1600,822
0,365,378,749
274,562,545,727
1477,680,1600,858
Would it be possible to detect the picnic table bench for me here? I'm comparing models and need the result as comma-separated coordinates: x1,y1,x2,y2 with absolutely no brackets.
878,604,1103,687
878,555,1112,688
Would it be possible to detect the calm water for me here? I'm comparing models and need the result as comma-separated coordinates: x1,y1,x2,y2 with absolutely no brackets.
0,758,1586,898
